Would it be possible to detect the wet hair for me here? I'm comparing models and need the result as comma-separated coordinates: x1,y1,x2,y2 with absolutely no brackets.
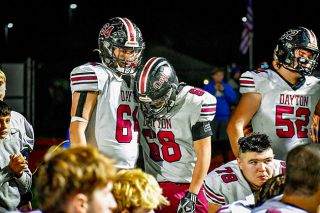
254,174,286,206
0,100,11,117
239,133,272,155
285,143,320,196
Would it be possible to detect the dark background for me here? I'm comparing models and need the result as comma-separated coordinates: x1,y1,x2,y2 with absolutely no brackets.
1,0,319,138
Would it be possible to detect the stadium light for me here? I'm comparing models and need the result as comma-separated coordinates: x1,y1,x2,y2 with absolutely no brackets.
70,4,77,9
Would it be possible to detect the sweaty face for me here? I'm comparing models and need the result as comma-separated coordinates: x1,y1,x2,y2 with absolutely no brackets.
0,114,10,139
88,182,117,213
237,148,275,190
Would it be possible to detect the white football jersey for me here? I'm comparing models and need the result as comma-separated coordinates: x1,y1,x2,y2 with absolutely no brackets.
138,85,216,182
240,70,320,160
252,195,308,213
70,62,139,169
204,160,286,206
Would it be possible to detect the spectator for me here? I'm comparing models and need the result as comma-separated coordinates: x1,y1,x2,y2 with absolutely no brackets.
0,69,34,211
0,100,32,211
203,67,237,162
36,146,117,213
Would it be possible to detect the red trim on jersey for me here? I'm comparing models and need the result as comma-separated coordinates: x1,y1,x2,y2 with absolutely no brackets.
139,57,158,93
201,107,216,113
204,187,225,203
71,76,97,82
240,80,254,84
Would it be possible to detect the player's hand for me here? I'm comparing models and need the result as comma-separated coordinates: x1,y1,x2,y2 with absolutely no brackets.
9,154,28,177
177,191,197,213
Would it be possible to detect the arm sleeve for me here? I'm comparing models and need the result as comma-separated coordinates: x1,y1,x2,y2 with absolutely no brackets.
0,166,13,185
203,172,226,205
191,121,212,141
198,91,217,123
14,168,32,194
70,65,101,92
239,71,258,94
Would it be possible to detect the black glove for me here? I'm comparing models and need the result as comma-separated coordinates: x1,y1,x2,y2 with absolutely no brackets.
177,191,198,213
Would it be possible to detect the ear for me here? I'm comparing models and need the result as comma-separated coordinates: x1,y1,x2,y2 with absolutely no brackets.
237,157,243,170
70,193,89,213
272,60,280,70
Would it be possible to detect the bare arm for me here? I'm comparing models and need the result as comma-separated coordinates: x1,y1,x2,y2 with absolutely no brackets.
226,92,261,157
189,136,211,194
208,203,222,213
69,91,98,146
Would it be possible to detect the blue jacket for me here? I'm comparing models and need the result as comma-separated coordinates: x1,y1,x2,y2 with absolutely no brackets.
202,81,237,120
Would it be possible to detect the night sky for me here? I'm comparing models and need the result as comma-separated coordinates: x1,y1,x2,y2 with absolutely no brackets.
1,0,320,137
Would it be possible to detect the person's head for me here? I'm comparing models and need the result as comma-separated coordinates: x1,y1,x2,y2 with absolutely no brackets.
113,169,169,213
98,17,145,76
237,133,275,190
254,174,286,206
0,69,7,101
0,100,11,139
211,68,224,83
135,57,179,119
273,26,319,76
257,61,269,72
36,146,117,213
284,143,320,197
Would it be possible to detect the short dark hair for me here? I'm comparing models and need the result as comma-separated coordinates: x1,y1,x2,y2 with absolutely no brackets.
0,100,10,117
285,143,320,196
238,133,272,154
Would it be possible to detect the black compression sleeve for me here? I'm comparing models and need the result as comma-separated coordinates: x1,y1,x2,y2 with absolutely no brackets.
75,92,88,117
191,121,213,141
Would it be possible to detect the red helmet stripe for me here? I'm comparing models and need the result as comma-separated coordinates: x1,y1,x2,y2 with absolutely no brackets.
119,17,137,46
139,57,158,93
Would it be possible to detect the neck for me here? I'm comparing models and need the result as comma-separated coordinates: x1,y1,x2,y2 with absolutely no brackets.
276,66,302,85
281,192,320,213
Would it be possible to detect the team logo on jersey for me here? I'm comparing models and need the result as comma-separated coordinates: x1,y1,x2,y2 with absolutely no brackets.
280,29,299,41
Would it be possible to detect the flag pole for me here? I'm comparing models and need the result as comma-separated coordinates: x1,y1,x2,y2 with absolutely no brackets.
249,32,253,69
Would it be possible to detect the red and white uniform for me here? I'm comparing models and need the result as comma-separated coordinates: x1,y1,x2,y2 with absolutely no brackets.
70,62,139,169
240,70,320,160
204,160,286,205
252,195,308,213
138,85,216,182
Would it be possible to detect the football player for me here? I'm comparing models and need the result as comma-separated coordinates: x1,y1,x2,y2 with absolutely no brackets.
69,17,145,169
135,57,217,213
252,143,320,213
227,26,320,160
204,133,286,213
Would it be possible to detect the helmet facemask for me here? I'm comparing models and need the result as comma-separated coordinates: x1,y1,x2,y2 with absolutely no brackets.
98,17,145,76
274,27,320,76
139,86,176,119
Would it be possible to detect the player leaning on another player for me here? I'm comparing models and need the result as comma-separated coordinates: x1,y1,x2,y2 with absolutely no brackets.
136,57,217,213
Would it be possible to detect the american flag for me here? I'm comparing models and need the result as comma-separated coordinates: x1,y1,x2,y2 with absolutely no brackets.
240,0,253,55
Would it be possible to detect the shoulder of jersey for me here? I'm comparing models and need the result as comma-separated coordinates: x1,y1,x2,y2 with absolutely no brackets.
182,85,216,105
305,75,320,86
239,70,270,88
